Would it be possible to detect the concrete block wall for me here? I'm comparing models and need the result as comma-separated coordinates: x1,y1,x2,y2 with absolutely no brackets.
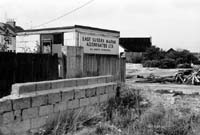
0,75,118,135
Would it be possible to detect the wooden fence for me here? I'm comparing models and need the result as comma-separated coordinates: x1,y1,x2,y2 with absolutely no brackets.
0,52,58,98
0,46,125,98
63,46,126,82
83,54,119,76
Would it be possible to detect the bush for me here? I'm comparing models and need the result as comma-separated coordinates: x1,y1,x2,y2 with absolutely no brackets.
176,63,191,68
143,46,165,60
142,46,199,68
142,60,160,67
103,89,144,121
193,60,200,65
159,58,176,68
130,55,143,63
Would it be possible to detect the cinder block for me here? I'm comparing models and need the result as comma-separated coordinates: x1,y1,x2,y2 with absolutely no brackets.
0,100,12,114
105,85,114,94
39,105,53,116
74,88,85,99
14,119,31,133
97,77,106,83
85,88,96,98
51,80,65,89
0,125,11,134
0,114,3,126
113,83,118,91
99,94,108,103
67,46,76,56
12,83,36,95
32,95,48,107
14,110,21,121
96,86,106,95
62,90,74,101
48,92,61,104
90,96,98,105
54,102,67,112
31,116,47,129
76,78,88,86
113,75,119,82
106,75,113,83
108,92,116,99
29,128,39,135
13,97,31,110
45,112,59,125
68,99,79,109
2,111,14,124
0,119,31,134
15,131,29,135
79,98,90,107
88,78,97,85
22,107,38,120
64,79,76,87
36,81,51,91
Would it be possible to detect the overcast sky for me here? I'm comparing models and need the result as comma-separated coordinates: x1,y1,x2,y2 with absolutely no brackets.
0,0,199,52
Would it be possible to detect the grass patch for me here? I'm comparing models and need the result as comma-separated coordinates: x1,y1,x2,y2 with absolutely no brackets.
35,88,200,135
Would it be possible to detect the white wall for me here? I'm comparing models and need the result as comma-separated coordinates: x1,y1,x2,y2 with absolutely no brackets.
76,28,120,55
64,32,75,46
119,45,125,54
16,35,40,53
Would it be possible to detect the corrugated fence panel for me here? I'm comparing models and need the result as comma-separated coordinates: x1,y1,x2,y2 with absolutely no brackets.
83,54,120,77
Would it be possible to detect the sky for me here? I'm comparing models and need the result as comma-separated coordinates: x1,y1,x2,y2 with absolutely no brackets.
0,0,199,52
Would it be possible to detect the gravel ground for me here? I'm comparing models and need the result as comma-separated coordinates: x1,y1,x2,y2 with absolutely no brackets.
126,63,200,114
126,63,200,94
126,63,191,79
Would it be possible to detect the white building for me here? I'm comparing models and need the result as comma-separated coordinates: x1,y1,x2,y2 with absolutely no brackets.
16,25,123,56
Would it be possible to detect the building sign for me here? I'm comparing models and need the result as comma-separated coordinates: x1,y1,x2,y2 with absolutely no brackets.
79,34,119,55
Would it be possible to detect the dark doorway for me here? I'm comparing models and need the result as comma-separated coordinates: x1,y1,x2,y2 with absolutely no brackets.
53,33,63,44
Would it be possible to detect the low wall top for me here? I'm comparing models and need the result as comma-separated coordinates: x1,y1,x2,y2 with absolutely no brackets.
11,75,115,97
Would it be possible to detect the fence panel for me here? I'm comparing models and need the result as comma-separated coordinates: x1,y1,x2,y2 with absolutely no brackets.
63,46,126,81
120,58,126,82
0,53,15,97
0,52,58,98
83,54,121,78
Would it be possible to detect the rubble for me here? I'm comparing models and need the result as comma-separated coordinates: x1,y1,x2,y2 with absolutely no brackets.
136,68,200,85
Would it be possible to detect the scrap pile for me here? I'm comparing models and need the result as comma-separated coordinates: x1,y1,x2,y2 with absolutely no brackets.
175,69,200,85
136,69,200,85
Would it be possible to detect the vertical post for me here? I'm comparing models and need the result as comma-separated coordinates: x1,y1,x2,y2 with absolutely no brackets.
74,30,79,46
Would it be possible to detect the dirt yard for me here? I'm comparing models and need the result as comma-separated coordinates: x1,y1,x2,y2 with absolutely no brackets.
126,63,200,93
126,63,200,114
126,63,180,78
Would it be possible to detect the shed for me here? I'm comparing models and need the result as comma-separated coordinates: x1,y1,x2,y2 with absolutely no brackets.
16,25,120,56
119,37,152,52
119,37,152,63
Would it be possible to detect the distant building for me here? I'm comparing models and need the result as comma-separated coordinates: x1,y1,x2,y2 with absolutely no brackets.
119,37,152,63
0,20,23,52
16,25,121,56
166,48,176,54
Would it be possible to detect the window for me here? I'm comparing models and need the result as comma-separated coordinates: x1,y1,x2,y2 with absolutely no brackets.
53,33,63,44
4,36,12,45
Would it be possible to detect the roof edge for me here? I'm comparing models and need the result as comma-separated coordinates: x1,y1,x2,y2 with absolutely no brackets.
74,25,120,34
18,25,120,34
